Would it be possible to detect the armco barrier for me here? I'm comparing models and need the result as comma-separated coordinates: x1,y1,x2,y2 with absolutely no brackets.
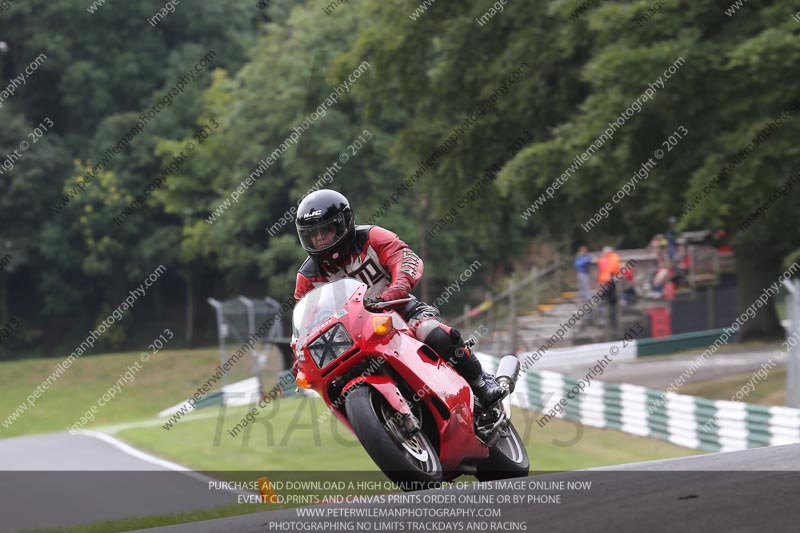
517,327,733,364
636,328,727,357
475,350,800,453
159,372,302,417
518,338,637,370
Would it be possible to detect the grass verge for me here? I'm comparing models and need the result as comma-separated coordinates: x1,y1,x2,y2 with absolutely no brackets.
677,369,787,406
22,503,265,533
5,349,702,532
28,399,702,532
0,348,271,437
116,398,702,473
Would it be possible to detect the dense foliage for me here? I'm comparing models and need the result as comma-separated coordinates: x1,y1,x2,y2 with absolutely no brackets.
2,0,797,357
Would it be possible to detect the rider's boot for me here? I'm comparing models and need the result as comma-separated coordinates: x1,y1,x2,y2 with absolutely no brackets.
468,369,504,409
419,323,503,408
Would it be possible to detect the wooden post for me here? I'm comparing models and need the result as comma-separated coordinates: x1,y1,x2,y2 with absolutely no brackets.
707,285,715,329
555,253,562,296
510,280,518,355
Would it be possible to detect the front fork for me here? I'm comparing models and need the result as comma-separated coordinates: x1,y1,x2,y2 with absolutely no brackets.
474,396,510,448
475,354,519,447
341,375,421,437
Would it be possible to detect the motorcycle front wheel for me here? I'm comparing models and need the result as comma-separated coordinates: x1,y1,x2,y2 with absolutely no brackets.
345,385,442,491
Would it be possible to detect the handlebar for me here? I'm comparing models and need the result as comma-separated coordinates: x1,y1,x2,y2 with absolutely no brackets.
368,297,414,310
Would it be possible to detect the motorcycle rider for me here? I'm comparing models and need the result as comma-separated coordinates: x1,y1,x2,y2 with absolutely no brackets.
293,189,503,409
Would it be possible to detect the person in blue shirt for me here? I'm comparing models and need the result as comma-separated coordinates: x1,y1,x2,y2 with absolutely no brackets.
665,216,678,261
574,245,592,303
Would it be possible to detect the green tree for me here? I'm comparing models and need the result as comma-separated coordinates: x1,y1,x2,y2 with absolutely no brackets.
501,0,800,339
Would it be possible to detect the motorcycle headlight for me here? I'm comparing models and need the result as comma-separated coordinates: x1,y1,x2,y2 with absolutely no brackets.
307,323,354,368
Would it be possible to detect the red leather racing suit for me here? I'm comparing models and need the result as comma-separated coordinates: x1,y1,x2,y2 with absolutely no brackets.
295,225,437,332
293,225,496,404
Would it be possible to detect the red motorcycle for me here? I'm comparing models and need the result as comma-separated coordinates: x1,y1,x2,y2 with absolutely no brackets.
291,279,529,488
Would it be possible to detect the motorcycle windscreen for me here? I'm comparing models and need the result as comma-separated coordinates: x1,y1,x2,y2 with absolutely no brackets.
292,278,364,342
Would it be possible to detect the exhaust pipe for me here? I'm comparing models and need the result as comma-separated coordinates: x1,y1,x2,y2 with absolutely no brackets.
495,355,520,393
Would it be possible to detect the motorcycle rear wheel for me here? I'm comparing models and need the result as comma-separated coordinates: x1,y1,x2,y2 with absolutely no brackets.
345,385,442,491
475,421,529,481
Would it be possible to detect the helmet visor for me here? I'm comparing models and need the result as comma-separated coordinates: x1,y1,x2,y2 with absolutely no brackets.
297,213,349,253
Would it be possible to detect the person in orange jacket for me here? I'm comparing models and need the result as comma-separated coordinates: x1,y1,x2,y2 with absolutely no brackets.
597,246,621,330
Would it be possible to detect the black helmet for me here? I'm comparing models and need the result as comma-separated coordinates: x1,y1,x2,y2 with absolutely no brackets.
295,189,355,266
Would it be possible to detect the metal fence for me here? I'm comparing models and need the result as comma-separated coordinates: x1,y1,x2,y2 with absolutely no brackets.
447,244,740,358
782,279,800,408
207,296,288,395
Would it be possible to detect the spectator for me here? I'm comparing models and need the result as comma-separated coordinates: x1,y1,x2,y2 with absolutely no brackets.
713,228,733,254
649,234,671,297
671,238,691,287
649,234,670,263
665,216,678,261
621,261,637,305
574,245,592,303
597,246,621,331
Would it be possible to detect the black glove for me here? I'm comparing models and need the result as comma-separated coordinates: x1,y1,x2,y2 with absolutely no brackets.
364,297,385,312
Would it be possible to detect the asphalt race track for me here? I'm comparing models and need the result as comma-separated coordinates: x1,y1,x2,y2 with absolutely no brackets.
130,444,800,533
0,431,244,533
0,349,793,532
